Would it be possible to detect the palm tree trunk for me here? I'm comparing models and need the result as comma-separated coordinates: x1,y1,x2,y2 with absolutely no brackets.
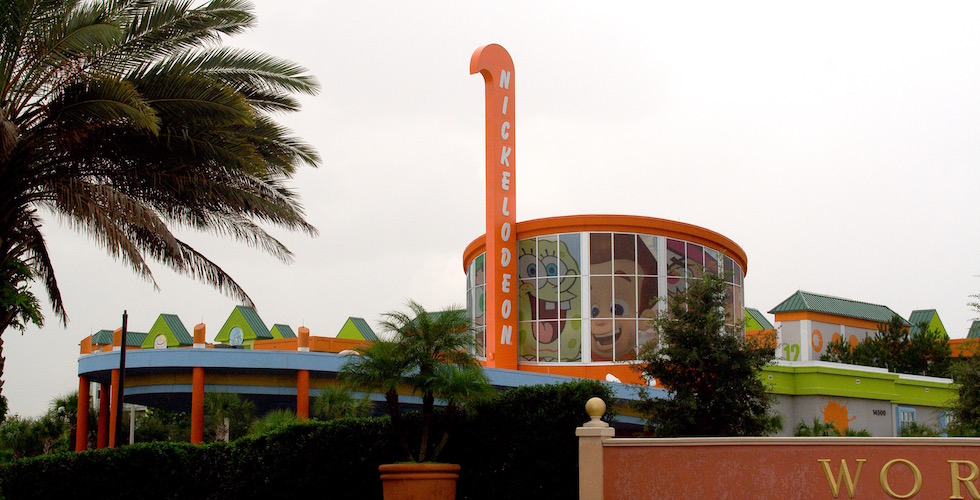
429,402,456,462
386,389,413,460
418,392,435,462
0,309,13,418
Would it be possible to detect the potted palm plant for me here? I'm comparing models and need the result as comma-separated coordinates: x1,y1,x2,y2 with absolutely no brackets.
340,301,493,500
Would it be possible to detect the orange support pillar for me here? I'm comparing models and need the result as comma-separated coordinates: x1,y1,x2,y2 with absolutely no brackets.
108,369,120,448
75,376,90,452
190,366,205,444
297,370,310,421
97,383,109,449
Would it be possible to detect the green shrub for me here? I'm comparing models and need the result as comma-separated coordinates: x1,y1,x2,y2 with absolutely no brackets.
450,379,614,500
0,381,614,500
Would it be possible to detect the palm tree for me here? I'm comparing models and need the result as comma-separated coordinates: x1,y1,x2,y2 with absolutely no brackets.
204,392,255,442
340,301,493,462
0,0,319,402
247,408,297,436
312,386,372,421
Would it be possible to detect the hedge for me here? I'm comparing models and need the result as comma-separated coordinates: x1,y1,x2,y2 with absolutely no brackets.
0,380,613,500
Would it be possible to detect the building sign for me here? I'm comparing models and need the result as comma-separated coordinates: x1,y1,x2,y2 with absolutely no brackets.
471,44,518,369
599,438,980,499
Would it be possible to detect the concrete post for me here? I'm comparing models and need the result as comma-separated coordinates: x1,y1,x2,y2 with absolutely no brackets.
576,397,615,500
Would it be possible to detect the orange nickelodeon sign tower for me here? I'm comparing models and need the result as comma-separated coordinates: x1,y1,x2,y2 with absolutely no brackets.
471,44,517,369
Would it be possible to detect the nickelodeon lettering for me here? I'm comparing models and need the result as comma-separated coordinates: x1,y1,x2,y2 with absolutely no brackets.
472,44,518,365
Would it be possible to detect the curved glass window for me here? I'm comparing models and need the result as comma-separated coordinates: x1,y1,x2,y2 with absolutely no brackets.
465,231,743,363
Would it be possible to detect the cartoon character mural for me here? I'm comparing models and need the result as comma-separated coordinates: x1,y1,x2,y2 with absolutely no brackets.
589,234,659,362
470,254,486,357
517,236,582,362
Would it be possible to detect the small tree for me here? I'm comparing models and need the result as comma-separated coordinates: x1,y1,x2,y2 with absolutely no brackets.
340,301,493,462
948,352,980,436
822,315,951,377
634,273,778,437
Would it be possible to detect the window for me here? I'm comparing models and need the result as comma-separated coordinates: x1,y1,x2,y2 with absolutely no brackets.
897,406,916,434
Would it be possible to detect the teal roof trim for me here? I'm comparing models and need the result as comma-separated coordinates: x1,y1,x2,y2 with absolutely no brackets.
161,314,193,345
349,317,378,341
91,329,147,346
769,290,908,325
969,321,980,339
92,329,114,345
238,306,272,339
746,308,775,330
271,324,296,339
126,332,148,347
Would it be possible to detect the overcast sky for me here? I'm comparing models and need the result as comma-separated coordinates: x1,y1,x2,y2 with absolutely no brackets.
5,1,980,417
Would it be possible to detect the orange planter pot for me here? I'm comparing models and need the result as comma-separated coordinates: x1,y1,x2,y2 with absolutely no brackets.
379,463,461,500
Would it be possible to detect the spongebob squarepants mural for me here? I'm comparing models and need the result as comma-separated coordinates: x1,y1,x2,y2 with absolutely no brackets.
518,236,582,362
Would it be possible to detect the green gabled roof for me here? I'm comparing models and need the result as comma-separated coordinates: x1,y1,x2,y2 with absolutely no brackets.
270,324,295,339
908,309,947,337
91,329,146,346
127,332,148,346
240,307,272,339
969,320,980,339
337,317,378,341
745,308,775,330
91,329,114,345
142,314,193,348
215,306,272,343
769,290,908,325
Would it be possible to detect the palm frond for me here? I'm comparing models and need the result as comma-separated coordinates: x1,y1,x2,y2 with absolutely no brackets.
0,0,318,333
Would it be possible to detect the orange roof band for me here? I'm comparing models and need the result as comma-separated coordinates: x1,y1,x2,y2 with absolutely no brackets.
462,214,748,276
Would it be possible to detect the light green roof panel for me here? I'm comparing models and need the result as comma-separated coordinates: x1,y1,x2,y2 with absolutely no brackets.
270,324,295,339
908,309,947,337
745,308,775,330
969,320,980,339
337,317,378,341
215,306,272,343
769,290,907,325
142,314,192,348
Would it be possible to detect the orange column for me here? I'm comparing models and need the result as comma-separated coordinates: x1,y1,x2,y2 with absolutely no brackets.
190,366,205,444
97,383,109,449
297,326,310,420
471,44,519,369
194,323,205,348
297,370,310,421
298,326,310,352
75,376,90,452
108,369,120,448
